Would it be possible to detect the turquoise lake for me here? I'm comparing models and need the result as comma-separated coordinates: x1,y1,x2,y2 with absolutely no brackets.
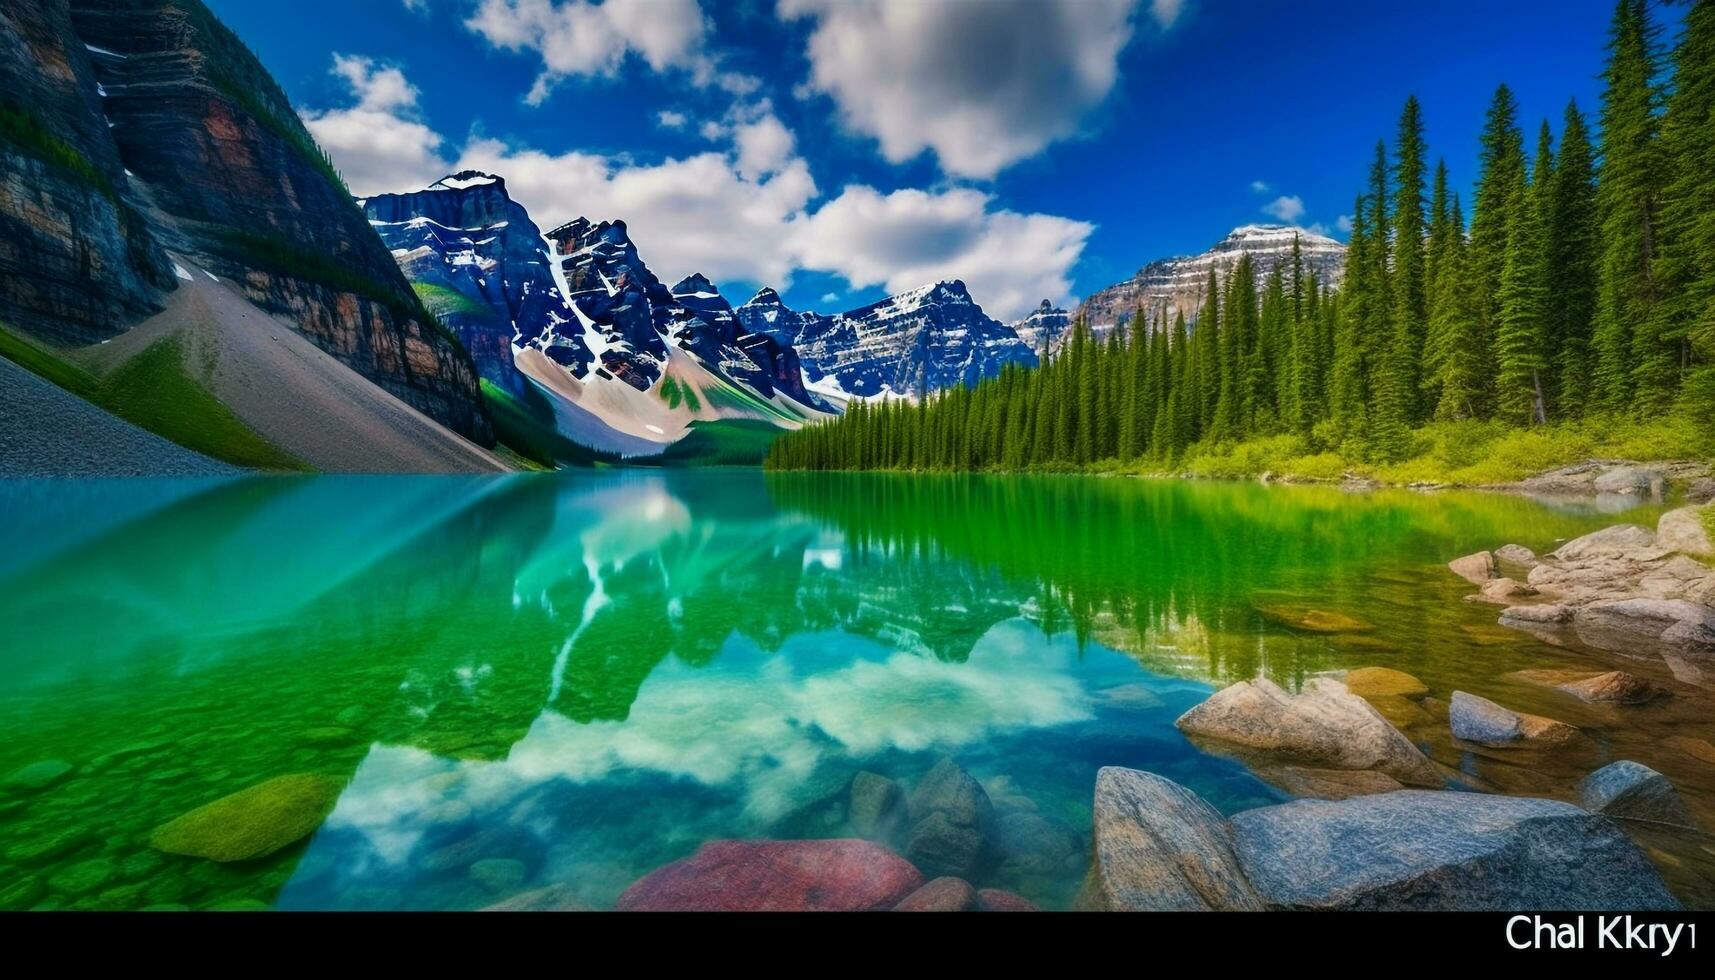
1,471,1711,910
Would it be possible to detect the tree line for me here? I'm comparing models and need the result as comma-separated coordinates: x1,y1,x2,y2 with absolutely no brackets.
767,0,1714,473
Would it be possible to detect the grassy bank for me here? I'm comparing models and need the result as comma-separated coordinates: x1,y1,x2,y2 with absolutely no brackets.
1169,414,1712,486
0,325,307,471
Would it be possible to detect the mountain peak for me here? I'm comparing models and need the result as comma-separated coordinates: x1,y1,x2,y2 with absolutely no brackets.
671,273,719,297
743,286,784,307
429,170,505,193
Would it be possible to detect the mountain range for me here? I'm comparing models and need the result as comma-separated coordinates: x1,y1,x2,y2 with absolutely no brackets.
0,0,1349,475
1076,224,1346,338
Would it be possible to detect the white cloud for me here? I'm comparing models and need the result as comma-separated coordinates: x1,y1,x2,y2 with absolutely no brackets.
819,292,841,305
457,138,818,288
1261,194,1306,222
790,186,1093,321
778,0,1144,179
1151,0,1186,28
305,57,1093,319
1337,214,1355,233
299,55,447,196
1250,180,1270,194
656,109,688,129
732,114,795,179
465,0,712,105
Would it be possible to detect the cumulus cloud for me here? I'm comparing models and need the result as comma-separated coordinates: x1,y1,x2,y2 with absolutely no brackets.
656,109,688,129
1151,0,1187,28
1250,180,1270,194
465,0,712,104
1337,214,1355,233
299,55,447,196
305,56,1093,318
790,186,1093,320
779,0,1144,179
1261,194,1306,222
457,138,818,288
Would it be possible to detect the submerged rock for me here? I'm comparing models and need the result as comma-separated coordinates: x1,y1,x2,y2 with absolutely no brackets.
976,888,1038,911
3,760,73,793
1254,605,1370,634
903,758,994,879
892,876,978,912
1449,691,1578,747
469,858,527,893
847,771,905,842
1579,761,1697,830
616,839,923,912
1343,667,1428,701
481,884,592,911
1510,669,1669,705
1664,735,1715,766
150,773,341,862
1229,790,1680,910
1448,551,1497,585
1078,767,1263,911
992,811,1083,880
1176,678,1442,787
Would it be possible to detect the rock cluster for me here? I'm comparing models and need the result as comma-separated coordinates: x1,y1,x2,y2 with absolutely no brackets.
1082,767,1679,911
1456,506,1715,673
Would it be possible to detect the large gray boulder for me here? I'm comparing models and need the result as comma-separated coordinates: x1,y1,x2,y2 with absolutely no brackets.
903,758,994,879
1078,767,1263,911
1176,678,1442,787
1229,791,1680,910
1579,761,1697,830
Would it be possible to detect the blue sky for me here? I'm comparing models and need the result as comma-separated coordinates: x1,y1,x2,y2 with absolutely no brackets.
206,0,1678,321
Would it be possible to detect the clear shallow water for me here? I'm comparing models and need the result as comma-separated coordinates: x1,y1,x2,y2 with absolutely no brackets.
0,471,1711,910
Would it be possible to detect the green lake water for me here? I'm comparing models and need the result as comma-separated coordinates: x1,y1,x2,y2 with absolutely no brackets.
1,471,1712,910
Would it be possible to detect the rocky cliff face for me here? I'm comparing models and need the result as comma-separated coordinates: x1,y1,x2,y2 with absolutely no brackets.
1077,224,1346,337
0,0,492,444
361,171,565,398
735,281,1037,398
0,0,173,344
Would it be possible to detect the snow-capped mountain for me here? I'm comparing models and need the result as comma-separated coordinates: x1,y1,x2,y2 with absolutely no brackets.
1077,224,1346,336
361,171,578,396
365,172,830,456
735,280,1038,399
1010,299,1071,355
542,218,818,407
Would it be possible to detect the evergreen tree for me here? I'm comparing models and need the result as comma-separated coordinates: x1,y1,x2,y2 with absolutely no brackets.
1496,131,1550,423
1592,0,1667,412
1656,0,1715,423
1392,96,1429,421
1546,100,1599,414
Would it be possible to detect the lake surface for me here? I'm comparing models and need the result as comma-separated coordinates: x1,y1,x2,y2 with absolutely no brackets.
1,471,1712,910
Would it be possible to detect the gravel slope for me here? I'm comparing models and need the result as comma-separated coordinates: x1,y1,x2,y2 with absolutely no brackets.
84,261,508,474
0,357,236,477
